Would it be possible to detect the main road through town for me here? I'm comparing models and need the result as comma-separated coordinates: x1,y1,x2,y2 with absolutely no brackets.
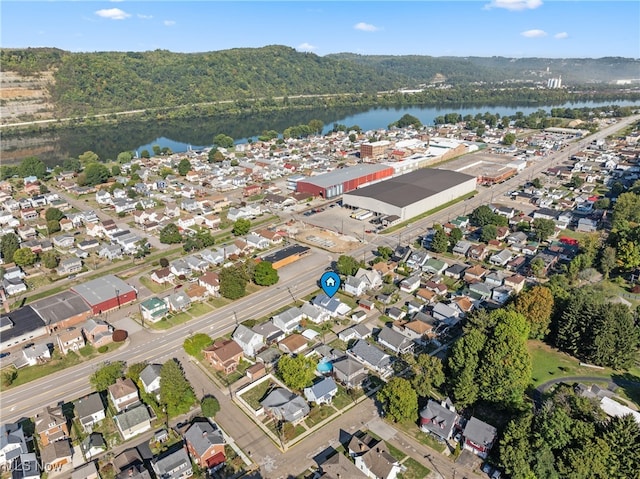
1,114,637,426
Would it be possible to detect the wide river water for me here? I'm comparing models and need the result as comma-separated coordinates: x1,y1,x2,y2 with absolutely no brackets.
3,99,639,166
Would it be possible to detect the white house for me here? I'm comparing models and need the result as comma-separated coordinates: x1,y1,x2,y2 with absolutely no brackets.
232,324,264,357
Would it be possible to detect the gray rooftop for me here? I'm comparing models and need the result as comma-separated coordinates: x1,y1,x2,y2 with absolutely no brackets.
299,164,391,188
30,291,92,325
184,422,224,457
345,168,476,208
349,339,391,370
152,447,191,479
260,388,310,422
139,364,162,390
114,404,150,431
74,392,104,419
72,274,135,306
463,416,497,447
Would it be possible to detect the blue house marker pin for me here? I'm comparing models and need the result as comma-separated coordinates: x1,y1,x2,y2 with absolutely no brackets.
320,271,341,298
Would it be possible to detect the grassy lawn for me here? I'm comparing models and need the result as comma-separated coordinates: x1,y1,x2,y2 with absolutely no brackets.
304,404,335,428
399,457,431,479
2,343,124,389
528,340,614,387
336,292,358,310
150,311,193,330
390,421,447,453
328,338,347,352
209,296,232,308
240,380,275,410
139,275,172,294
333,387,358,410
363,430,407,461
189,302,213,317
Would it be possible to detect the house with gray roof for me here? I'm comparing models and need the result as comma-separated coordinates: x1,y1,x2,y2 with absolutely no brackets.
377,326,414,355
184,421,225,470
312,294,351,317
233,324,264,357
140,364,162,397
151,446,192,479
304,377,338,405
169,259,191,277
0,423,27,469
271,306,303,334
81,432,106,460
489,249,513,267
260,388,310,423
348,340,393,378
332,356,367,389
113,405,151,441
419,399,459,442
252,321,285,345
74,393,105,432
462,417,498,459
300,303,330,324
166,291,191,313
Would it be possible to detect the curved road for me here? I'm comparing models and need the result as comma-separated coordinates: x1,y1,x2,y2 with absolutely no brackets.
1,115,638,425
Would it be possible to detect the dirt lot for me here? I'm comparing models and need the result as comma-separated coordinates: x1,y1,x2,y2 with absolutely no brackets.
287,221,363,253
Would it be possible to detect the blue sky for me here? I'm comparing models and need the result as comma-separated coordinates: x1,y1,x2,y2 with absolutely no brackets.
2,1,639,58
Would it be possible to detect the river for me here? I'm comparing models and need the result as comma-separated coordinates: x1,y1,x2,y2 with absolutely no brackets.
2,100,639,166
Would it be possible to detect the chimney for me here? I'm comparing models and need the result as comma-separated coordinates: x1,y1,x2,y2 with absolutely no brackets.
128,468,133,477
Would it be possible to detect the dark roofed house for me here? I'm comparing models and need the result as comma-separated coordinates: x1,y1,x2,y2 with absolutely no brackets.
151,446,192,479
462,417,498,459
332,356,367,389
319,451,367,478
113,405,151,441
0,306,48,350
184,421,225,470
419,399,459,442
35,405,69,446
377,326,414,355
260,388,310,424
304,377,338,405
139,364,162,397
74,393,105,432
109,378,140,412
348,432,402,479
348,339,393,378
29,291,93,333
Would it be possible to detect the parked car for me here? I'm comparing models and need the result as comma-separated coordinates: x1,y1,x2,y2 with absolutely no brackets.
0,352,10,359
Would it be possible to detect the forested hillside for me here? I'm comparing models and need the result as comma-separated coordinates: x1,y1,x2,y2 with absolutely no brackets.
1,46,638,120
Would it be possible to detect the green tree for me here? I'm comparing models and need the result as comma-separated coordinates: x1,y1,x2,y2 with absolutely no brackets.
0,233,20,263
470,205,497,227
530,257,546,277
152,145,162,156
377,246,393,260
253,261,279,286
201,396,220,417
213,134,234,149
377,377,418,423
569,176,584,189
409,354,445,398
89,361,125,391
480,224,498,243
117,151,133,163
502,132,516,145
499,412,534,479
78,150,99,166
617,237,640,270
18,156,47,179
448,227,463,250
45,207,64,222
82,163,110,186
336,255,360,276
111,165,121,176
219,265,248,299
40,250,58,269
159,223,182,244
431,225,448,253
612,192,640,230
602,415,640,479
599,246,617,279
478,310,531,408
531,177,543,189
533,217,556,242
62,157,82,172
276,354,317,391
177,158,192,176
140,149,150,159
46,220,61,235
126,362,148,385
12,247,36,267
389,113,422,129
308,119,324,135
232,218,251,236
513,286,554,339
448,328,486,407
160,359,197,417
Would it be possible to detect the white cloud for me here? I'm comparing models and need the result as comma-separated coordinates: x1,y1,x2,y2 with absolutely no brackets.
163,20,176,27
521,29,547,38
484,0,543,11
554,32,569,39
297,42,317,52
354,22,380,32
95,8,131,20
137,14,153,20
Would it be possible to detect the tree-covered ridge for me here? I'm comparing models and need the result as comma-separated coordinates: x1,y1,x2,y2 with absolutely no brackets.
47,46,406,115
327,53,640,84
0,47,69,75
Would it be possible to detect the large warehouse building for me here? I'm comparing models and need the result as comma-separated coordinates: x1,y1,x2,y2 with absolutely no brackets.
296,164,394,199
342,168,477,221
71,275,137,315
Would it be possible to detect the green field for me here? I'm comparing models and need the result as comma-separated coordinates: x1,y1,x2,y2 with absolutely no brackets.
399,457,431,479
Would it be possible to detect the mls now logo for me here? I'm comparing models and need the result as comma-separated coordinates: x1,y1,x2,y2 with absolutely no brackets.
4,455,65,475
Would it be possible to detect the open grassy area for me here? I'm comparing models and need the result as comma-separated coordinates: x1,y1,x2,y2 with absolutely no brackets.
139,275,172,294
189,302,213,317
528,340,614,387
388,421,447,453
240,380,275,410
333,387,359,410
150,311,193,330
399,457,431,479
304,404,335,428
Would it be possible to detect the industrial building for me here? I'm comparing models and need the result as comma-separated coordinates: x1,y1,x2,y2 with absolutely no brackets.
360,140,391,159
342,168,477,222
295,164,394,199
71,275,137,315
261,245,311,269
